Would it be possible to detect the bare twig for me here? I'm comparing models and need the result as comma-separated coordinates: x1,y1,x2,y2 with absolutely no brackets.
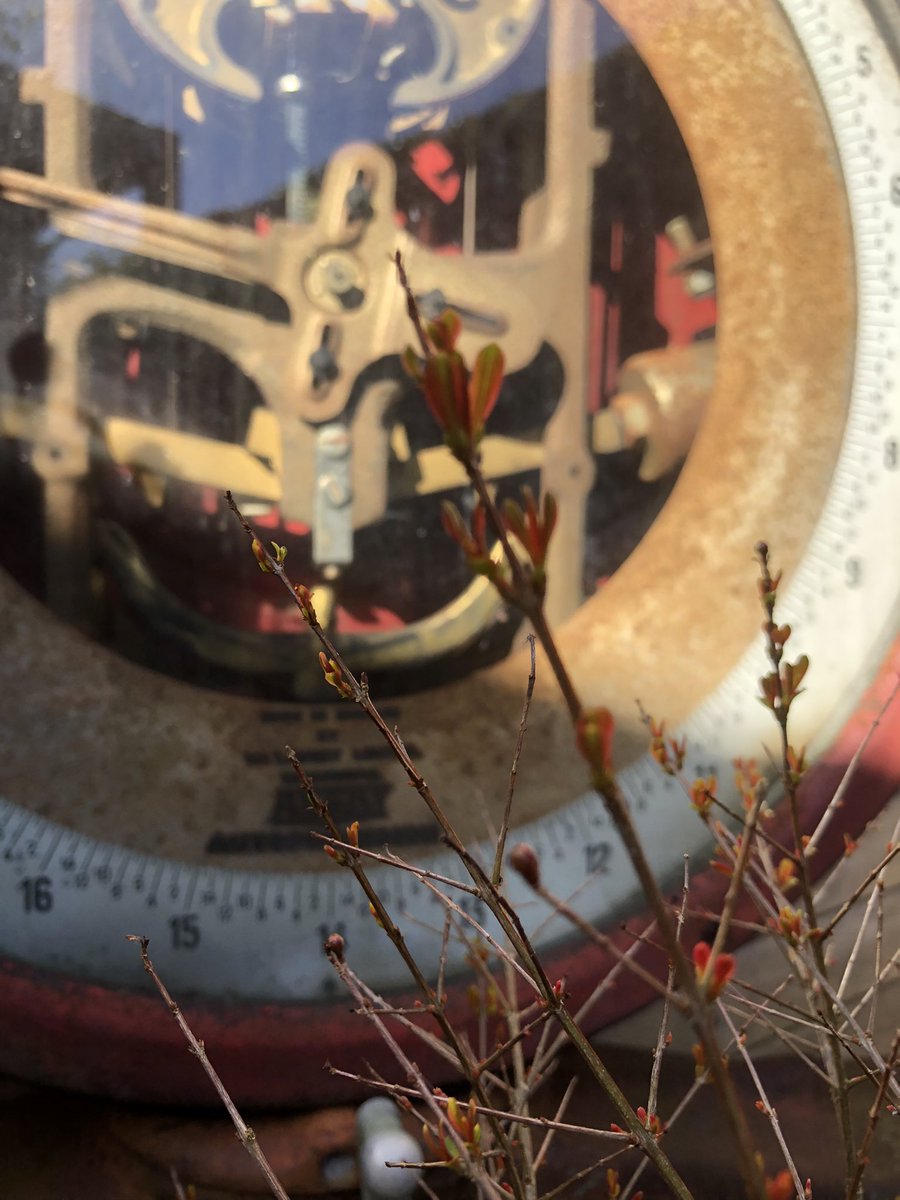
529,882,682,1009
502,953,537,1200
530,923,659,1080
538,1146,632,1200
126,936,290,1200
326,1067,634,1144
169,1165,192,1200
819,843,900,942
309,834,481,898
532,1075,578,1176
649,857,690,1121
324,944,504,1200
718,1004,805,1200
724,998,836,1087
493,635,537,887
805,673,900,856
867,877,885,1037
706,787,768,971
847,946,900,1026
755,542,856,1179
845,1030,900,1200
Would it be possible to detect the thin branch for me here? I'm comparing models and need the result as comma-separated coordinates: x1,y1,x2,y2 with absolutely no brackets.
530,882,684,1010
126,936,290,1200
326,1068,634,1143
418,872,539,996
805,672,900,856
436,908,453,1020
532,1076,578,1176
648,857,689,1120
819,843,900,941
324,945,503,1200
287,749,528,1195
847,946,900,1026
493,635,537,886
867,878,885,1038
845,1029,900,1200
723,999,835,1087
309,834,481,898
502,952,537,1200
538,1147,632,1200
706,789,768,972
530,922,659,1081
169,1166,191,1200
393,249,431,357
718,1004,805,1200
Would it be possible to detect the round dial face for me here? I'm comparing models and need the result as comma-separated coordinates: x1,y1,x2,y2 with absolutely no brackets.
0,0,898,1106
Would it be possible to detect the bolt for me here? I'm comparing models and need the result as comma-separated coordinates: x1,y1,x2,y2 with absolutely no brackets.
495,18,520,43
310,344,339,388
346,175,374,223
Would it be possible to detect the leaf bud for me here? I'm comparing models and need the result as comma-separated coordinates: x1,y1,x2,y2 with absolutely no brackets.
323,932,345,962
508,842,541,890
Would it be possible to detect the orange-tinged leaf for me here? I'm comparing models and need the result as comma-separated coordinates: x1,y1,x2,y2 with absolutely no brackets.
542,491,558,542
576,707,615,778
423,351,468,434
427,308,462,352
401,344,424,383
468,343,505,432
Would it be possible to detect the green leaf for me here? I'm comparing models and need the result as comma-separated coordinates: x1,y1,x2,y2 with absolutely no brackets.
468,343,505,433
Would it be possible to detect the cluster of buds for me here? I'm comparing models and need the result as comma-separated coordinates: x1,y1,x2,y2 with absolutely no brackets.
734,757,770,816
402,308,505,461
774,905,803,945
249,530,321,628
294,583,317,624
538,977,569,1009
636,1106,664,1138
755,544,811,722
774,857,798,893
690,775,717,818
786,744,808,788
251,538,287,573
440,501,506,589
323,820,360,866
609,1105,663,1140
646,716,686,778
500,487,558,601
755,542,781,613
319,651,354,699
759,654,809,720
692,940,736,1001
440,488,559,609
403,300,562,610
423,1092,482,1166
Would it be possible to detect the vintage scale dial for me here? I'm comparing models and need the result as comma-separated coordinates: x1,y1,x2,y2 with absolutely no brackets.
0,0,898,1106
